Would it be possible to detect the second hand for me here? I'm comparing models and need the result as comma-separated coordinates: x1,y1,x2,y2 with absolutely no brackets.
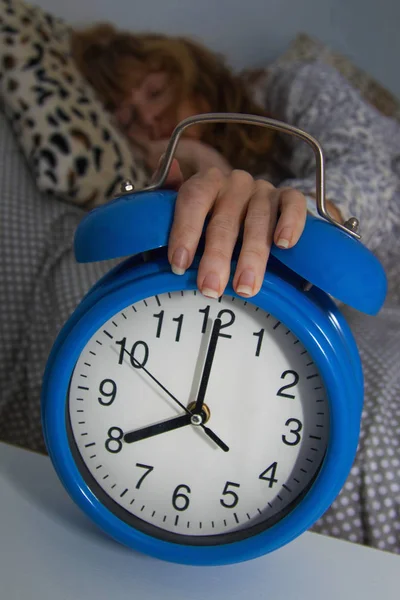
114,345,229,452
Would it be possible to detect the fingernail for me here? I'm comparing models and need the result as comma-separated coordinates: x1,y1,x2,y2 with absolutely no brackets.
171,247,189,275
276,228,292,249
201,273,220,299
236,270,255,297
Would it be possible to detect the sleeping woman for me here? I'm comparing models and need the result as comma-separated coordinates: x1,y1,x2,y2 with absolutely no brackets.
70,24,398,300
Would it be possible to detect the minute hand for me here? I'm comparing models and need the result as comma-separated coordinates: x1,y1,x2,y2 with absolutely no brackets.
193,318,221,414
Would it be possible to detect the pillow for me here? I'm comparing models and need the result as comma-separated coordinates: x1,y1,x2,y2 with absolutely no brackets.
0,0,149,207
272,33,400,123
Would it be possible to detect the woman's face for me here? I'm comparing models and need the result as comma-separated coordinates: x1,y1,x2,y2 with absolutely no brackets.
115,71,207,141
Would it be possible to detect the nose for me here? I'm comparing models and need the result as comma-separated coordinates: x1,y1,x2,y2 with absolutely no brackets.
136,106,162,139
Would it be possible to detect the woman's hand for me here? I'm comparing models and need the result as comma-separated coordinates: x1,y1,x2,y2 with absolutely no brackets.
157,159,307,299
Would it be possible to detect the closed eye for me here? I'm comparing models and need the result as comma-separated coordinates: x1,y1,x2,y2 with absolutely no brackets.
148,87,166,100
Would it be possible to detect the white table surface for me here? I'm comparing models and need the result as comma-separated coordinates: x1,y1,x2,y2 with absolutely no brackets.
0,441,399,600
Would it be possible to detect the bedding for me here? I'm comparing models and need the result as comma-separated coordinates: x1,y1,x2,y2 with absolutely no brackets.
271,33,400,123
0,0,148,207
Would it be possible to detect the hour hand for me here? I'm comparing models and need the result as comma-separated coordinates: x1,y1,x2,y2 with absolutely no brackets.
124,414,191,444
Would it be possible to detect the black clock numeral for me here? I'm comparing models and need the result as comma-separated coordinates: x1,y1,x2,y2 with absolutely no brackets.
259,462,278,488
153,311,184,341
253,328,264,357
172,314,184,342
130,340,149,368
153,310,164,338
282,418,303,446
217,309,236,338
220,481,240,508
199,305,211,334
105,427,124,453
98,378,117,406
116,338,149,369
199,306,236,338
172,484,191,511
135,463,154,489
277,370,300,399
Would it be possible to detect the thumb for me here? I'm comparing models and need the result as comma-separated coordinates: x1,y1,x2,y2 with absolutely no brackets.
151,157,184,189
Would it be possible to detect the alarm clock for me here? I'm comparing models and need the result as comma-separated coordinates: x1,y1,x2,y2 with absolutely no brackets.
41,114,387,566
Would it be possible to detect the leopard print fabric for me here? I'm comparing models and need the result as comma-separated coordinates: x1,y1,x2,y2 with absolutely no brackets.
0,0,148,207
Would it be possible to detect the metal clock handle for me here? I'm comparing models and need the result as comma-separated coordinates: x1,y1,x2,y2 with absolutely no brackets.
123,113,361,239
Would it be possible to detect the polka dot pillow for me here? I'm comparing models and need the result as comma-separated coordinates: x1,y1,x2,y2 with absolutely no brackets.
0,0,148,207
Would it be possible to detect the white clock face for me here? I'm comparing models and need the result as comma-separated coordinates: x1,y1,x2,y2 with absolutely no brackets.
68,291,329,544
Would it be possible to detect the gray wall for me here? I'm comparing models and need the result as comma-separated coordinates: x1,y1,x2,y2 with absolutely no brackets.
35,0,400,98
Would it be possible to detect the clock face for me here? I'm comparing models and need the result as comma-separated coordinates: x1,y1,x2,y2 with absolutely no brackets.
68,290,329,544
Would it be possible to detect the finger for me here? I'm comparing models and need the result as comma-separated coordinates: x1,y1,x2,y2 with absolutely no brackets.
168,167,226,275
274,188,307,248
196,170,255,298
232,180,279,297
151,157,184,189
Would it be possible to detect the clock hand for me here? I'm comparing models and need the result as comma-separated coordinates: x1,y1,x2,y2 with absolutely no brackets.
201,425,229,452
123,349,189,414
117,346,230,452
193,318,221,415
124,414,191,444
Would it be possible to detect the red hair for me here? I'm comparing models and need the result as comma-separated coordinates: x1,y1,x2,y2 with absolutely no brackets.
71,24,274,174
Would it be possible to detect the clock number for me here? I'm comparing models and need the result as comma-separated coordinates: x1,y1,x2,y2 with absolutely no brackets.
253,328,264,357
153,310,164,338
116,338,149,369
277,370,300,399
98,378,117,406
105,427,124,453
135,463,154,489
217,309,235,338
282,418,303,446
172,484,191,511
199,306,236,337
116,338,128,364
172,314,184,342
220,481,240,508
199,305,211,334
153,311,184,341
130,340,149,368
259,462,278,488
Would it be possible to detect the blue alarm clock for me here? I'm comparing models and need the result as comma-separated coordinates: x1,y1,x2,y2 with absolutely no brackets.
41,114,387,566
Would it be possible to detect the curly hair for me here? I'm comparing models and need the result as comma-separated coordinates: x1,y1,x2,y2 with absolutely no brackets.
70,24,274,174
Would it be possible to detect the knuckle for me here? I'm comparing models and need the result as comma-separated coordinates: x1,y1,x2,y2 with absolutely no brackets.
290,201,307,221
280,189,307,218
205,166,226,184
254,178,275,194
282,187,306,206
245,199,275,232
208,213,239,236
246,205,272,224
204,245,232,263
231,169,254,187
241,245,268,262
178,221,201,239
178,180,209,210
